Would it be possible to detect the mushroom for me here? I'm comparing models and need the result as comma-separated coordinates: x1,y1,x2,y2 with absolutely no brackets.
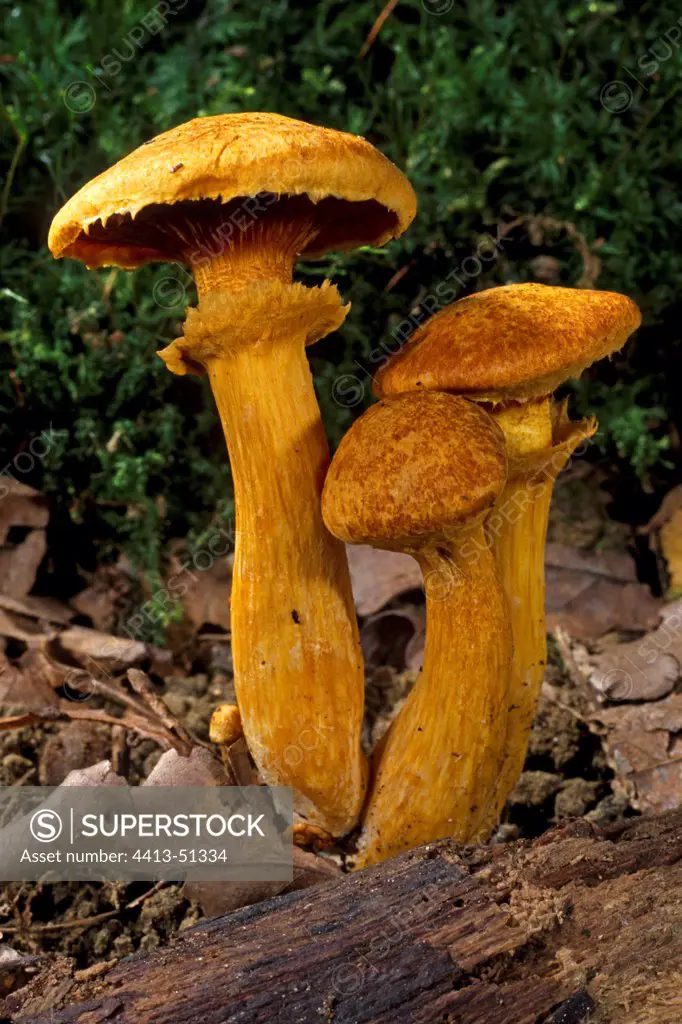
322,390,511,866
48,113,416,835
374,283,641,826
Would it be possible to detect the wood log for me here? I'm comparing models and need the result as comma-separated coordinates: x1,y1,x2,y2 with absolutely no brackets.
5,809,682,1023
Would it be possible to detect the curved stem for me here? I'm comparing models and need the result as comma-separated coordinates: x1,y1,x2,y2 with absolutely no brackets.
482,401,596,828
484,475,553,826
207,334,366,835
356,527,511,867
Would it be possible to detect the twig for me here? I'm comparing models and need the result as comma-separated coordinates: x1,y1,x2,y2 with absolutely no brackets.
0,910,119,935
0,883,173,937
0,704,179,751
127,669,195,752
66,671,158,723
13,765,37,787
125,880,171,910
359,0,399,59
0,713,41,733
61,705,176,747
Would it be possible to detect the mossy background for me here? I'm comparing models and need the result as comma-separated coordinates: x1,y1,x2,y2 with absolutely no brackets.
2,0,681,580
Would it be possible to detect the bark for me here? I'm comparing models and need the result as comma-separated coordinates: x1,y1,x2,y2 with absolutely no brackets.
6,809,682,1024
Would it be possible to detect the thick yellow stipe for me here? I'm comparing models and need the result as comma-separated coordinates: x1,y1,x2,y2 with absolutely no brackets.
208,337,367,834
482,400,596,830
158,219,366,836
355,525,511,867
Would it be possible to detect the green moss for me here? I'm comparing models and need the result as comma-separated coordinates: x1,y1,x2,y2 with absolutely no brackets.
2,0,680,570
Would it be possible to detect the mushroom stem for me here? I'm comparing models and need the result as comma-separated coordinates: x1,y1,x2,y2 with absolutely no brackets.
162,282,367,835
188,205,317,295
481,400,596,829
355,525,510,867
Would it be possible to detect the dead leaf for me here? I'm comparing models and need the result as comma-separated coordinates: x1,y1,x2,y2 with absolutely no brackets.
61,760,127,787
0,650,59,711
0,530,46,599
346,544,422,617
590,645,678,702
143,746,230,787
593,693,682,813
54,626,146,672
0,593,74,625
0,481,48,545
70,582,116,633
545,542,661,640
39,721,112,786
0,607,54,643
17,648,76,690
587,600,682,702
168,548,232,630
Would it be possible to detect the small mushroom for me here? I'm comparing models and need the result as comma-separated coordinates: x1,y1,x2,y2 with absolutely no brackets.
48,113,416,835
322,391,511,866
374,283,641,826
209,703,243,747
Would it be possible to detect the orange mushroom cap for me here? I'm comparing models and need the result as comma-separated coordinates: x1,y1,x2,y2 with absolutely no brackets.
374,283,641,403
48,112,416,270
321,391,507,550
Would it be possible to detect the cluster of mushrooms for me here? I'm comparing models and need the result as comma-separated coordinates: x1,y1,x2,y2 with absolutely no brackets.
48,113,641,867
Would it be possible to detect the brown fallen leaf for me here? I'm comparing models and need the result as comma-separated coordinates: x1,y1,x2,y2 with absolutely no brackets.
0,480,48,545
70,582,116,633
0,530,47,599
545,542,661,640
0,607,54,643
0,650,59,711
17,648,79,691
589,600,682,702
53,626,147,673
0,593,74,625
593,693,682,814
143,746,230,786
61,760,127,787
346,544,422,617
178,555,232,631
39,721,112,786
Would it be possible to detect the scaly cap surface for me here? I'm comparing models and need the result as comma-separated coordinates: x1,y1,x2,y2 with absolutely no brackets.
375,283,641,402
322,391,506,550
48,112,416,269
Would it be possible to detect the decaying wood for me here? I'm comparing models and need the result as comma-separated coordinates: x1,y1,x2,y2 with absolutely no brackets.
5,810,682,1023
